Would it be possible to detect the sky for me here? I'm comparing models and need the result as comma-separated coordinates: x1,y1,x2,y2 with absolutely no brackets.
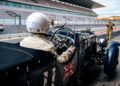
93,0,120,17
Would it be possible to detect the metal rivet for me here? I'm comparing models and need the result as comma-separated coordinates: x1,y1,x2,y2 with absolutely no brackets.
38,60,41,63
16,66,20,70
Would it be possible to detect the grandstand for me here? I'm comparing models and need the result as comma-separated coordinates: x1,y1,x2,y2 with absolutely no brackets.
0,0,120,32
0,0,103,25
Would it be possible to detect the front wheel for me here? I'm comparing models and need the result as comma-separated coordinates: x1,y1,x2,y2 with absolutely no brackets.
104,47,119,77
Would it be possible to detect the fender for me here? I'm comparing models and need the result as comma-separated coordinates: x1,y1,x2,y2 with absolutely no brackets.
104,42,119,76
107,41,120,49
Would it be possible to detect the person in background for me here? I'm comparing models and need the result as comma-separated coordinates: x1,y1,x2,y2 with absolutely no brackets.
20,12,75,63
106,20,115,42
51,18,55,27
48,18,55,34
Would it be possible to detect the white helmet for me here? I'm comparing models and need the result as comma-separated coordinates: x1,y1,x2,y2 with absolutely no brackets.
26,12,50,34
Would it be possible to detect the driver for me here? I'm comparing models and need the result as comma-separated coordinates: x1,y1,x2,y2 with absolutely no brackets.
20,12,75,63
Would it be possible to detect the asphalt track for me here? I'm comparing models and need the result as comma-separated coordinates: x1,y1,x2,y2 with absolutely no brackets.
98,30,120,40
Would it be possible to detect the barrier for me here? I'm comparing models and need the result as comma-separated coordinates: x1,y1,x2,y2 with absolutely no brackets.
0,33,30,42
0,33,30,39
0,26,120,42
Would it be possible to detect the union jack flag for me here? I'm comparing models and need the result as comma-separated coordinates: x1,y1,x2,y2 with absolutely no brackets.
63,62,74,80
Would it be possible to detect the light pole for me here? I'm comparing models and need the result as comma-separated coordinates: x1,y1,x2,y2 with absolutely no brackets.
6,11,21,26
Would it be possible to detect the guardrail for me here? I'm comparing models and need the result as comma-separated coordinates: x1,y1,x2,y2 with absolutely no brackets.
0,33,30,42
0,33,30,39
0,26,120,42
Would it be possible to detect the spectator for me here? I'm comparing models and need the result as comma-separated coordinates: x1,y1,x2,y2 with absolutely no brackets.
106,20,115,42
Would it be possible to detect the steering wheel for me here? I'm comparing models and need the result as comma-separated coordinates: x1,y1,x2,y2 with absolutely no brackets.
50,28,76,55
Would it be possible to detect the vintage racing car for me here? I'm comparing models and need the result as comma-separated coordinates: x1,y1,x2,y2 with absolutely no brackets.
0,26,120,86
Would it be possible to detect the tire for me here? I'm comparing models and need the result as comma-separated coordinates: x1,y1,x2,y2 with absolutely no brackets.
104,47,119,77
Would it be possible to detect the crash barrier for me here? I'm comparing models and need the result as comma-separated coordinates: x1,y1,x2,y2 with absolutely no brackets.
0,26,120,42
0,33,30,41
